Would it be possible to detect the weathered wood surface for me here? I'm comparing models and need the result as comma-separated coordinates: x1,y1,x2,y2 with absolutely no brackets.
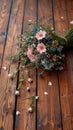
0,0,73,130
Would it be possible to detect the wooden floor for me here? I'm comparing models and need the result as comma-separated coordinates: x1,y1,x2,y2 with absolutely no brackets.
0,0,73,130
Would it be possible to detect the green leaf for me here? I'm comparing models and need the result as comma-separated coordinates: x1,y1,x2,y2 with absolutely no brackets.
19,75,24,82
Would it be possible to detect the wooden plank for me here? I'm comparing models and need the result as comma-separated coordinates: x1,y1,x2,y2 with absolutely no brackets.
37,0,62,130
53,0,73,129
0,0,12,70
15,0,37,130
67,0,73,28
53,0,69,36
0,0,24,129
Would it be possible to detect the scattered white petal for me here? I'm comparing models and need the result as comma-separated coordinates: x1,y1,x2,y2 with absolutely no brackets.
2,66,7,70
23,53,26,56
61,16,64,19
51,27,54,30
35,96,39,100
26,87,30,91
15,90,20,96
25,70,29,74
28,78,33,83
48,81,52,86
44,92,48,95
16,111,21,115
28,107,33,113
28,20,32,22
8,73,13,79
70,20,73,24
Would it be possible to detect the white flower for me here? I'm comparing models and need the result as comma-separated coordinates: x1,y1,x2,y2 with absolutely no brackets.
35,96,39,100
61,16,64,19
28,78,33,83
70,20,73,24
28,107,33,113
2,66,7,70
8,73,13,79
25,70,29,74
16,111,21,115
15,90,20,96
28,20,32,22
51,27,54,30
26,87,30,91
48,82,52,86
44,92,48,95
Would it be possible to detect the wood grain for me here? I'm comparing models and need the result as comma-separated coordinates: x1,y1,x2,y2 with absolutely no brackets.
53,0,73,130
0,0,24,129
15,0,37,130
37,0,62,130
53,0,68,36
0,0,12,70
0,0,73,130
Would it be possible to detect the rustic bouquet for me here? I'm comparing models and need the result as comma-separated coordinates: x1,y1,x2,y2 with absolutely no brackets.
10,23,73,113
12,24,70,71
12,23,73,72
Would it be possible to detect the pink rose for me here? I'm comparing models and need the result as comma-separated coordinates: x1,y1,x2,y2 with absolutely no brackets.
35,30,46,40
37,43,46,54
27,47,33,57
27,47,36,62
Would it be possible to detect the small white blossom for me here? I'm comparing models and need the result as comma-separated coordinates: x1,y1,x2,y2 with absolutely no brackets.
48,81,52,86
61,16,64,19
16,111,21,115
70,20,73,24
25,70,29,74
28,107,33,113
8,73,13,79
24,52,27,55
35,96,39,100
44,92,48,95
15,90,20,96
26,87,30,91
28,78,33,83
28,20,32,22
2,66,7,70
32,44,36,47
51,27,54,30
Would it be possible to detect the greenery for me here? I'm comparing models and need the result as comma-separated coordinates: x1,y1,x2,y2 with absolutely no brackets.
11,23,70,71
65,28,73,47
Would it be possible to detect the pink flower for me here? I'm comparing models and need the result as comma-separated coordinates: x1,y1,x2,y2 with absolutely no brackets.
27,47,33,57
35,30,46,40
29,54,36,62
27,47,36,62
37,43,46,54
